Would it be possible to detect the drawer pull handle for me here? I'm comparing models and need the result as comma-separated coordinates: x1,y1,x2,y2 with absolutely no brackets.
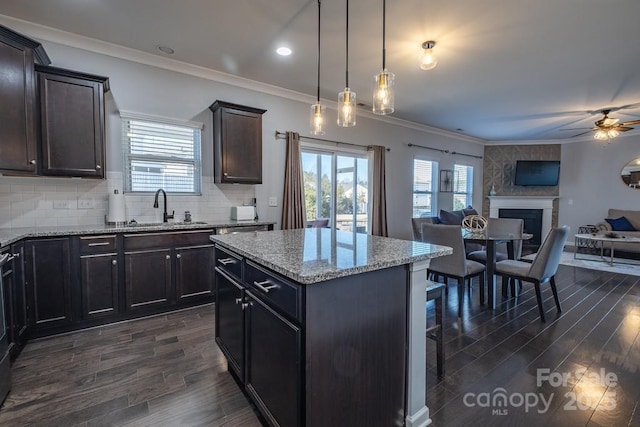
218,258,235,265
88,242,110,247
253,280,277,293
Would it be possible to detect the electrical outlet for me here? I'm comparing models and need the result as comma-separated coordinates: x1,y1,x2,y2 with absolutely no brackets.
53,200,70,209
268,196,277,207
78,198,94,209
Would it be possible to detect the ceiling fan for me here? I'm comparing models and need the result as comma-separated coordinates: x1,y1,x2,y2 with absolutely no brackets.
569,109,640,140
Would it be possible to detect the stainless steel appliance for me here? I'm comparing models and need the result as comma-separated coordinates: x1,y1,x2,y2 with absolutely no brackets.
0,253,11,406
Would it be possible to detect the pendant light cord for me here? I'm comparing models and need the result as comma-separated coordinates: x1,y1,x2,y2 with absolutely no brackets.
345,0,349,88
382,0,386,70
317,0,321,102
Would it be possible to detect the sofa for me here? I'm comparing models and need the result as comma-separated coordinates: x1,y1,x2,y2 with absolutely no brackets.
595,209,640,254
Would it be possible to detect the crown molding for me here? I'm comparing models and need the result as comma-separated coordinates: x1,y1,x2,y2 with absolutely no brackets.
0,14,489,146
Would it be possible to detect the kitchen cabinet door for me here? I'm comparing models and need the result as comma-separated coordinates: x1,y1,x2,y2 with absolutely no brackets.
0,25,48,174
24,238,73,329
210,101,266,184
124,249,172,311
36,65,108,178
80,253,119,319
176,244,214,301
214,267,245,381
245,291,301,427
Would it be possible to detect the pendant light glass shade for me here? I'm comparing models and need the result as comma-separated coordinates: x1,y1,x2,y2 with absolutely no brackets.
310,103,326,135
310,0,325,134
337,88,356,127
594,128,619,141
373,70,395,114
338,0,356,127
420,40,438,70
372,0,394,115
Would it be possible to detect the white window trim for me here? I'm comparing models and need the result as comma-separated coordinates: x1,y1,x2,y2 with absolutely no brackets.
121,111,203,195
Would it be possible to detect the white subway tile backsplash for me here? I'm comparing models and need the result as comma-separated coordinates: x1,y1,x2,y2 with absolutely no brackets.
0,175,256,230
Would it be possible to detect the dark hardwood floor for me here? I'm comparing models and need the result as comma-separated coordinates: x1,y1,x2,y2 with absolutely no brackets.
0,263,638,426
0,304,261,426
426,264,640,426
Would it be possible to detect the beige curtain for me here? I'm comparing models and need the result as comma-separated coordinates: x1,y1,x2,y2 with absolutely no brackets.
281,131,306,229
370,145,388,237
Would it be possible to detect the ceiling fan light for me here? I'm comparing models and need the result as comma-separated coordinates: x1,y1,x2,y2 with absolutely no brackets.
373,70,395,115
594,129,609,140
607,128,620,139
310,103,326,135
420,41,438,70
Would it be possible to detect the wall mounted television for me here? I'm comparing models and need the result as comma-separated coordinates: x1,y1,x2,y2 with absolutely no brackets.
514,160,560,186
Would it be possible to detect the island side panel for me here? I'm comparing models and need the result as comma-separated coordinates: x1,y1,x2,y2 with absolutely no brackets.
304,265,408,426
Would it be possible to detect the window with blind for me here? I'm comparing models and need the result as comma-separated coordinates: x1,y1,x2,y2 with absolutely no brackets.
453,164,473,210
122,114,202,194
412,158,437,218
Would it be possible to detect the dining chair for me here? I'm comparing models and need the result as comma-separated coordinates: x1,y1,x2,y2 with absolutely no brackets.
308,218,329,228
411,217,435,241
421,223,486,318
494,226,570,322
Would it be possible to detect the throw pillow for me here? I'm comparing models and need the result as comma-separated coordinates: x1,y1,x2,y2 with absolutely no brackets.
605,216,636,231
463,207,478,217
439,209,464,225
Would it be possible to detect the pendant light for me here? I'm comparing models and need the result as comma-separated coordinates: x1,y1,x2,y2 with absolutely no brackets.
372,0,394,115
337,0,356,127
310,0,325,135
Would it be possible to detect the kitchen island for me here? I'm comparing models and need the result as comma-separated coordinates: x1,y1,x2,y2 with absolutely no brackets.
211,228,452,427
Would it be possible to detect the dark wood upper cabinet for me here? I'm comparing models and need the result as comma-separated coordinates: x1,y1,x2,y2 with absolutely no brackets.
0,24,50,174
36,65,109,178
209,100,266,184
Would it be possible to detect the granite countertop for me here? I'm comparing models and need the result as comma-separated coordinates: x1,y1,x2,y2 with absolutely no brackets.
211,228,452,285
0,220,275,248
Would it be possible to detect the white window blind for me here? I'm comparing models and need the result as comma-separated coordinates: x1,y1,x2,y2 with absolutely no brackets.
413,158,437,217
121,113,202,194
453,164,473,210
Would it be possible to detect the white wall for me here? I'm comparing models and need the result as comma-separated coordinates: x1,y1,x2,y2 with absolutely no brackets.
559,133,640,236
0,33,485,239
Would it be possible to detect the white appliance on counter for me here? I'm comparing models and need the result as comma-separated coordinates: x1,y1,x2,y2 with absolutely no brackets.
230,206,255,221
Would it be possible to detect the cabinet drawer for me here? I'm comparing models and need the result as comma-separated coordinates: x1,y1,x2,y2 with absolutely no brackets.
79,235,117,254
245,260,301,322
215,246,242,280
124,230,214,250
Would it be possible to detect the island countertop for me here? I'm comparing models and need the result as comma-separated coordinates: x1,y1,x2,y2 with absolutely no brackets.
210,228,452,285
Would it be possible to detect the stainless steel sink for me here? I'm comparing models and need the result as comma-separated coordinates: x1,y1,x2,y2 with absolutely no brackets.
125,221,208,227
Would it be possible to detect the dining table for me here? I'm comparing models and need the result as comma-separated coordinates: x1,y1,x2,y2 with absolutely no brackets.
462,229,533,309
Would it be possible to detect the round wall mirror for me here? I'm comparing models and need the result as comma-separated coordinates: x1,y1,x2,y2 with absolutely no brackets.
621,156,640,189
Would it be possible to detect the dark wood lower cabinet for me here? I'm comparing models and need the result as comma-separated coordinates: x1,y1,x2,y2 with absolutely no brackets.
214,268,245,381
176,245,214,301
245,291,301,427
2,243,28,360
24,238,72,330
214,245,408,426
125,249,172,310
80,253,119,319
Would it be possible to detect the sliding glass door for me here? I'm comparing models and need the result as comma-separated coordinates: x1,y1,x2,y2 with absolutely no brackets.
301,148,369,233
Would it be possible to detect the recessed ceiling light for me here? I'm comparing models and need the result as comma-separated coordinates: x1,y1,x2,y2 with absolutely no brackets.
276,47,292,56
156,45,175,55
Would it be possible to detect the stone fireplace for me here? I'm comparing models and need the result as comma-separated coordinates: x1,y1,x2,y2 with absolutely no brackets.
488,196,557,245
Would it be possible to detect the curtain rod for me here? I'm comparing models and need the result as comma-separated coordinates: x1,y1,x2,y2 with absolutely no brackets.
407,143,483,159
275,131,390,151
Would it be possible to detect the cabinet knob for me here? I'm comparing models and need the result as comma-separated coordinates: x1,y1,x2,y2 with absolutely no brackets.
223,172,228,176
176,254,181,259
112,259,117,265
166,255,171,260
30,160,36,165
96,165,102,169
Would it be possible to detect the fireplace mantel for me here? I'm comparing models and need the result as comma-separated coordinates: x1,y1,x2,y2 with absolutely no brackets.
488,196,558,239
